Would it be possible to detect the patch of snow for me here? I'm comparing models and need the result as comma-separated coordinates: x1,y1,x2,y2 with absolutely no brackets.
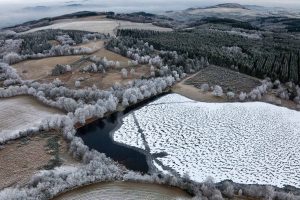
23,20,172,35
225,30,262,39
113,94,300,187
37,165,78,177
113,114,145,150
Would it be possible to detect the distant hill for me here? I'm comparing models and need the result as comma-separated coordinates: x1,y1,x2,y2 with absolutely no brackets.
3,11,110,32
207,3,248,9
66,4,83,7
163,3,270,23
186,3,248,12
23,6,51,11
244,5,266,9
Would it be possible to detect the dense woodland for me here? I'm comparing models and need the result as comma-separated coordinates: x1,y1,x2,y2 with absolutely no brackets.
118,28,300,84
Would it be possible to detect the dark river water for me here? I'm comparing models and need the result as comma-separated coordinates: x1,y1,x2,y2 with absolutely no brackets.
76,93,169,173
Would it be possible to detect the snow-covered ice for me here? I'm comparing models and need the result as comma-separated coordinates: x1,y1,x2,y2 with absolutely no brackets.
113,94,300,187
113,114,145,150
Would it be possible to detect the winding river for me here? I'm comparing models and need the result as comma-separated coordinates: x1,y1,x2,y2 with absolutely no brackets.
77,111,149,173
73,93,193,199
76,93,168,173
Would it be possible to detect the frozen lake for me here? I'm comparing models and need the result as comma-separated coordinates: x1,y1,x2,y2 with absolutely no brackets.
113,94,300,187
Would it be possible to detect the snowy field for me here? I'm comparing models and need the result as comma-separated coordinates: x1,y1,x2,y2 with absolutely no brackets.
113,94,300,187
0,96,64,143
23,20,172,35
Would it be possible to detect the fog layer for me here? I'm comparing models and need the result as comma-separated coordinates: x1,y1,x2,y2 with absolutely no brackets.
0,0,299,28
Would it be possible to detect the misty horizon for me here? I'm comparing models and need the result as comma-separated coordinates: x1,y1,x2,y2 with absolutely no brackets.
0,0,300,29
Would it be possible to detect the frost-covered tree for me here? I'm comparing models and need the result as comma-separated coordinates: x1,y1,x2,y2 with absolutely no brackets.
115,61,120,68
52,64,71,76
239,92,247,101
57,97,79,112
82,33,108,43
221,181,234,198
212,85,223,97
226,92,235,99
0,39,23,58
150,65,155,72
121,68,128,79
122,88,143,104
75,81,81,88
130,68,135,77
81,63,100,73
149,56,162,67
238,189,243,196
0,62,22,85
3,52,22,64
0,85,28,98
172,71,180,81
201,83,209,92
249,88,262,100
56,34,75,45
276,86,289,100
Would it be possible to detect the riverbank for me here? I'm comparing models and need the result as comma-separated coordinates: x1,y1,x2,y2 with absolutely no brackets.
75,90,171,129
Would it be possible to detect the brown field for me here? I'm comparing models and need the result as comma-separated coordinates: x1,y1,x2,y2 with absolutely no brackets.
12,40,105,81
13,55,82,80
44,63,151,90
76,40,105,51
0,96,64,141
12,41,127,82
53,181,192,200
0,131,78,189
91,48,130,66
12,41,151,90
49,40,60,46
